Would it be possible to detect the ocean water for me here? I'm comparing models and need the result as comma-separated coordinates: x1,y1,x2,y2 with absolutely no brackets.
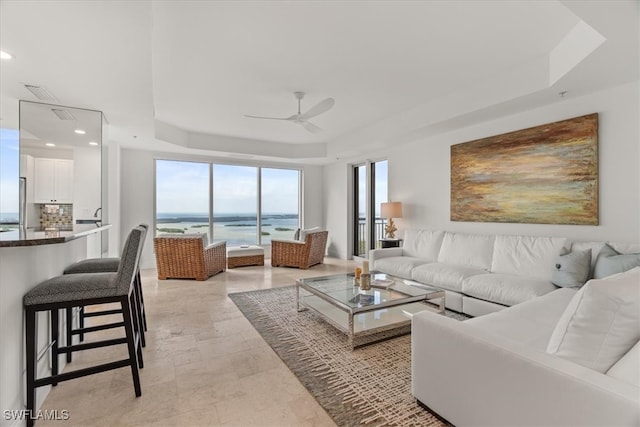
156,213,299,245
0,212,19,223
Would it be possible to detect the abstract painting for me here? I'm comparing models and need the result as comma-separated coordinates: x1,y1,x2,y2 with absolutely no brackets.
451,113,598,225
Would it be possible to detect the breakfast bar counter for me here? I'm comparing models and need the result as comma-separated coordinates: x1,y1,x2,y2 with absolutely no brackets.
0,223,112,421
0,224,112,247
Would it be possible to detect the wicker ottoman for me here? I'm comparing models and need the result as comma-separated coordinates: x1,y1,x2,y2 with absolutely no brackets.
227,245,265,268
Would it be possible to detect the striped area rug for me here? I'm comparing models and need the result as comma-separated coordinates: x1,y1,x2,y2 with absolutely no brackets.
229,286,467,426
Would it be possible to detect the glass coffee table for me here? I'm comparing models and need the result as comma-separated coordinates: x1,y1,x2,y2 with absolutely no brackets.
296,272,445,348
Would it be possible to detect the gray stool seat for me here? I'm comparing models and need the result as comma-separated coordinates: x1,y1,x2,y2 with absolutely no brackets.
63,258,120,274
25,272,117,306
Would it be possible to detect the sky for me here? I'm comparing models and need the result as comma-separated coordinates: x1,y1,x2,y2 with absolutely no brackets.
0,128,19,215
156,160,300,215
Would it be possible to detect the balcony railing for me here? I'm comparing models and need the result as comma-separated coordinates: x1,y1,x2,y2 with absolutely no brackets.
356,217,386,255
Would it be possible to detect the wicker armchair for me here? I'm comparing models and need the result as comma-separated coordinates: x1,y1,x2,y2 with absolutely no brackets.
271,230,328,269
154,234,226,281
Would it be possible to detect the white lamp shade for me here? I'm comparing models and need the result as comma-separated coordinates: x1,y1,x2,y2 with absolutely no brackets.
381,202,403,219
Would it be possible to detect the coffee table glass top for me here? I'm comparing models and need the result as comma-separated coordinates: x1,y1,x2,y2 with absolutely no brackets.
296,272,441,310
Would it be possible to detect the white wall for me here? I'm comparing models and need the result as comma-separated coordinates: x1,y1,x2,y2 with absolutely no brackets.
325,81,640,258
119,148,325,269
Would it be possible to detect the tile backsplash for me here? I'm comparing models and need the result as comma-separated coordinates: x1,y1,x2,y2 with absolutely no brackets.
40,204,73,230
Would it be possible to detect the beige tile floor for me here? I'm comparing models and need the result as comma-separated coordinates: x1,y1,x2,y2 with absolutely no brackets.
38,257,355,426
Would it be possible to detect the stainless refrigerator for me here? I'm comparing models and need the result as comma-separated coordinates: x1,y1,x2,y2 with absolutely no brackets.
19,177,27,228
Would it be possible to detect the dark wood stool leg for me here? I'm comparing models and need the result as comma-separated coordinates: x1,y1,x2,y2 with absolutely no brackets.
136,272,147,331
25,307,37,427
130,292,144,367
133,278,146,347
79,306,85,342
51,309,59,386
121,296,142,396
65,307,73,363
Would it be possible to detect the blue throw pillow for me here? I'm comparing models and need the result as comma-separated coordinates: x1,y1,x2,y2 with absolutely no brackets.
593,244,640,279
552,249,592,288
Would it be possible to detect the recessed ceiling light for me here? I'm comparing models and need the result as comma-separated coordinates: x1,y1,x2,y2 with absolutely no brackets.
74,129,86,135
0,51,12,60
45,143,56,147
89,141,99,146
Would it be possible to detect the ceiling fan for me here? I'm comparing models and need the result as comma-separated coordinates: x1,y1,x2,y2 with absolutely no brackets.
245,92,335,133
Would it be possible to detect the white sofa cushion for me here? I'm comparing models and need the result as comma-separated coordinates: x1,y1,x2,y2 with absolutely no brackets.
374,256,430,280
462,273,558,307
411,263,486,293
547,267,640,373
491,235,567,280
466,288,576,350
607,340,640,387
437,232,494,270
402,229,445,261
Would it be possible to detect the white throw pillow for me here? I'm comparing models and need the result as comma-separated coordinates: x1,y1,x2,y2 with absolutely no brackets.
546,267,640,373
606,340,640,387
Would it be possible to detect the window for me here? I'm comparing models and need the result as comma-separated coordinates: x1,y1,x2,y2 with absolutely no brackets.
260,168,300,244
353,160,388,257
213,164,258,246
155,159,210,236
155,160,301,246
0,129,20,229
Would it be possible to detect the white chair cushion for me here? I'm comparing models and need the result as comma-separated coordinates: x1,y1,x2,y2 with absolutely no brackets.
606,340,640,387
437,232,494,270
401,229,445,261
374,256,430,280
462,273,557,307
547,267,640,373
299,227,320,241
411,263,486,293
491,235,568,280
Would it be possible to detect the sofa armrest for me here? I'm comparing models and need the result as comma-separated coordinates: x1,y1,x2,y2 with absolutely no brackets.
412,311,640,426
369,247,403,266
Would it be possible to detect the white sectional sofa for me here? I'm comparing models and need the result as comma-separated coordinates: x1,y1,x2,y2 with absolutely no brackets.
370,229,635,316
412,271,640,426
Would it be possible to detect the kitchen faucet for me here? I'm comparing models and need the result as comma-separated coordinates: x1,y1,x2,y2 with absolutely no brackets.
93,207,102,218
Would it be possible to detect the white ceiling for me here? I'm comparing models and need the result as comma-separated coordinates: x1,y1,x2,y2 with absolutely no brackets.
0,1,638,164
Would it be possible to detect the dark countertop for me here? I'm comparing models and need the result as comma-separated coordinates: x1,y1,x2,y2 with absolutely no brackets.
0,224,112,248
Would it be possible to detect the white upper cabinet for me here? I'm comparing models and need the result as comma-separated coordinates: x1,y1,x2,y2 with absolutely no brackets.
34,158,74,203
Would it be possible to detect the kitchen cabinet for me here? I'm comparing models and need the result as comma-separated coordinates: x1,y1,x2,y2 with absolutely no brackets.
34,158,73,203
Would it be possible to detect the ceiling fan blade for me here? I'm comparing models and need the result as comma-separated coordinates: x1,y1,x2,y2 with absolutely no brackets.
299,98,335,120
244,114,291,121
301,121,322,133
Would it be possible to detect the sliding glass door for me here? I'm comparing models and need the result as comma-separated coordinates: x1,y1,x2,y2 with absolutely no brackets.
353,160,388,257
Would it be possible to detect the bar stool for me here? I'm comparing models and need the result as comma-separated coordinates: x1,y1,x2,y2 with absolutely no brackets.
63,224,148,351
24,227,145,427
